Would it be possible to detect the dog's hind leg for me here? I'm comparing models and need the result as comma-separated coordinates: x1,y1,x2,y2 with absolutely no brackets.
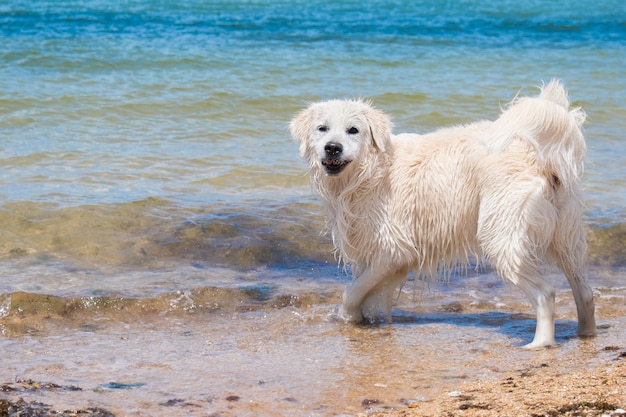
342,265,408,323
512,273,557,349
551,199,596,338
560,264,596,338
479,183,559,348
488,248,557,348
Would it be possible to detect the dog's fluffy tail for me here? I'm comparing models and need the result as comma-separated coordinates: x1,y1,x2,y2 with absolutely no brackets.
485,80,587,190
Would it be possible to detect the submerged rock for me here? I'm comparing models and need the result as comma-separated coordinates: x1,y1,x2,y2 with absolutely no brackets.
0,398,116,417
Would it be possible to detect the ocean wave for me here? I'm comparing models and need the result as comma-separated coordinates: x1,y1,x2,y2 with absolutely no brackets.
0,199,334,271
0,199,624,277
588,223,626,266
0,285,340,335
146,206,335,270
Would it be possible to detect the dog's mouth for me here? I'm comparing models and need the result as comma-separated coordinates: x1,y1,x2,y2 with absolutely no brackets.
321,158,351,175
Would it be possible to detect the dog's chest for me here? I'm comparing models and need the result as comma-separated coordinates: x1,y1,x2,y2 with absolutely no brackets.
328,194,413,263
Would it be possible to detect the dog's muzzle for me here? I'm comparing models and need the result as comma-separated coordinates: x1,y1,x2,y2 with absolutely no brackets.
322,141,350,175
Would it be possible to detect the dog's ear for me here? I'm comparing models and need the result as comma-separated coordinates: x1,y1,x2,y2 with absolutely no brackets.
289,107,312,158
363,104,392,153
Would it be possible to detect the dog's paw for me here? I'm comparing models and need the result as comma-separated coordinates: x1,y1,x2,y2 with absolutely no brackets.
577,323,597,338
339,304,363,323
520,339,557,349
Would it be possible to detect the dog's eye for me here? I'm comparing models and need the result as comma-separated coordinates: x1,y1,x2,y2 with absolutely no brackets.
347,127,359,135
317,125,328,132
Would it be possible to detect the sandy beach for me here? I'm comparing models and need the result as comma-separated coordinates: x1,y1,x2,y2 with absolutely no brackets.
1,348,624,416
375,352,625,417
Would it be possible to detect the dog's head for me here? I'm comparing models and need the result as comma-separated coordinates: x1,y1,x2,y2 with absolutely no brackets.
289,99,393,177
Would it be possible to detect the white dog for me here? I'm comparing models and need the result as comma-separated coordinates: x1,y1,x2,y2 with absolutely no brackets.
290,80,596,348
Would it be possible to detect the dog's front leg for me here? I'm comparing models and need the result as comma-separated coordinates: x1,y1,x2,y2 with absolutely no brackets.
341,264,407,323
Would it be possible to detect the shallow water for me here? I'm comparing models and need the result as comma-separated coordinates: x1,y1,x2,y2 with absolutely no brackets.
1,1,626,415
1,269,625,416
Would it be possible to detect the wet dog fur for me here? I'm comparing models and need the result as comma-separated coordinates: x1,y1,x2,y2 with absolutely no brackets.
290,80,596,348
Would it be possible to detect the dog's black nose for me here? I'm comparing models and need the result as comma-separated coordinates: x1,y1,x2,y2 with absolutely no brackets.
324,142,343,156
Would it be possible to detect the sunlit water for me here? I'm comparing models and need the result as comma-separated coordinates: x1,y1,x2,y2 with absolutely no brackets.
1,1,625,415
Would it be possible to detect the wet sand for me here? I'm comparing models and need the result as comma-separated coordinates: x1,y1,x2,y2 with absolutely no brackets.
377,358,626,417
2,355,625,417
1,269,625,416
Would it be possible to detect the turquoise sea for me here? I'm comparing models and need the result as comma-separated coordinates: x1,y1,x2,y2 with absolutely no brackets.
1,1,625,416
